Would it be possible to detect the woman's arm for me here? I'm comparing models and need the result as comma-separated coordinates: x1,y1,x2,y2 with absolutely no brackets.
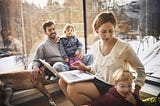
125,45,146,96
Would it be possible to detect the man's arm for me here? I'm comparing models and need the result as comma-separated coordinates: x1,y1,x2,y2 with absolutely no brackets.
31,45,45,80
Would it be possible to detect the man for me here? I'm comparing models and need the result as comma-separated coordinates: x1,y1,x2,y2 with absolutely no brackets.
32,20,93,80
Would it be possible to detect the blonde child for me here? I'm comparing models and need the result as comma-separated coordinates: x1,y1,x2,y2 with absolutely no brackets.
87,69,145,106
59,24,85,70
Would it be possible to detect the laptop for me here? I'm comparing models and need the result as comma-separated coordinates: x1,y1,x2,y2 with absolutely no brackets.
39,59,95,84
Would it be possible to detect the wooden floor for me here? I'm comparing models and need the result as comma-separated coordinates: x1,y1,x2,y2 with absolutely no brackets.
16,90,73,106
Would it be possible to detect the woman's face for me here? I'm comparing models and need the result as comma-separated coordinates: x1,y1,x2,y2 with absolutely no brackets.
96,22,115,42
114,81,132,98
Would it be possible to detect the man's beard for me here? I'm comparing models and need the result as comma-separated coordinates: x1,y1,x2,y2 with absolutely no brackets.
50,33,57,39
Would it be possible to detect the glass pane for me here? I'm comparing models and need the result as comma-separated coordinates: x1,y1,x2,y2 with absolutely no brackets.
0,0,84,72
21,0,84,55
85,0,160,81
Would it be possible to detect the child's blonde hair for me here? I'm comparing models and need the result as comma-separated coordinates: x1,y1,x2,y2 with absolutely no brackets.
63,24,75,34
112,69,133,85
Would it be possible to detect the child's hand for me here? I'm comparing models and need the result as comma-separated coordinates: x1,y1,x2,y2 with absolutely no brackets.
75,51,80,55
65,58,69,63
125,92,136,105
75,51,83,59
134,85,141,98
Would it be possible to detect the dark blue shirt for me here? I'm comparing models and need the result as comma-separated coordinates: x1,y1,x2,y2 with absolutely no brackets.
59,36,83,60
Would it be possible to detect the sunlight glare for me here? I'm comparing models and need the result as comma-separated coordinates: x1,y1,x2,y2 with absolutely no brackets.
25,0,64,8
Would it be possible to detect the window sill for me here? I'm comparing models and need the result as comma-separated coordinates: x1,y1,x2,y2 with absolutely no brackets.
140,79,160,99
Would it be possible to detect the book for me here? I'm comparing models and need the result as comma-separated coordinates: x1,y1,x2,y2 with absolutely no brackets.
39,59,95,84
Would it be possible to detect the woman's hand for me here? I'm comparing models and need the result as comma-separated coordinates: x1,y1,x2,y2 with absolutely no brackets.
71,61,87,71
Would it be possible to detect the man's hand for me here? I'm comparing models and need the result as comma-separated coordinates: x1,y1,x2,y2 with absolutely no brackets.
31,66,40,81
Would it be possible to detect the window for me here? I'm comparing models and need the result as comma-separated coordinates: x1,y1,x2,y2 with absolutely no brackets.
0,0,159,86
84,0,160,86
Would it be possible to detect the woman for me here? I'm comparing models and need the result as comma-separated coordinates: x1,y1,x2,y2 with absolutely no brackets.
87,69,145,106
58,12,146,106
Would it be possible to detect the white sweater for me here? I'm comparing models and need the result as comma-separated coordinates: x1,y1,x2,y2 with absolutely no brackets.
90,39,146,87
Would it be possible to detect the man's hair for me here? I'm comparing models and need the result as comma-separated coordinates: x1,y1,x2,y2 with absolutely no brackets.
42,21,55,32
